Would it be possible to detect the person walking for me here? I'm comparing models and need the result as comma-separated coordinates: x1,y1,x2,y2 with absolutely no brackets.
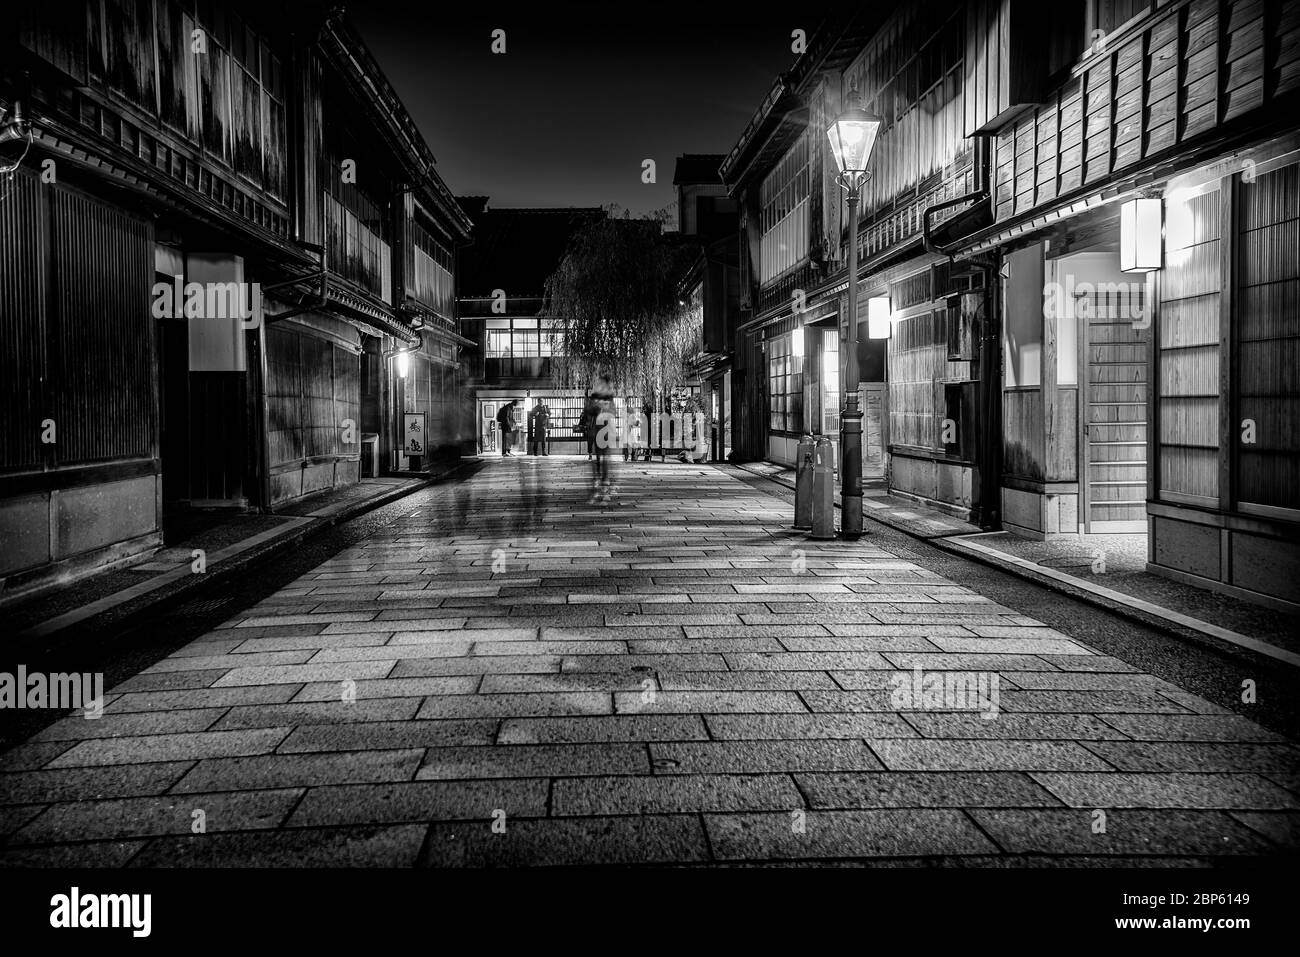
579,391,598,461
495,400,518,456
588,372,616,503
526,402,537,455
535,400,551,456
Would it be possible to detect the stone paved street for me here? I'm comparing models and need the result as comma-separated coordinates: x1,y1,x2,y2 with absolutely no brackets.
2,457,1297,866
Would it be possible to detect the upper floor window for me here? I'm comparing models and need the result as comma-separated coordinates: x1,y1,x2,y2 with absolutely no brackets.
1086,1,1154,51
759,137,809,283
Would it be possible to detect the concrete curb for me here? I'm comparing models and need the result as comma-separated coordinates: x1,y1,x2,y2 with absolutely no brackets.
733,461,1298,670
14,461,475,648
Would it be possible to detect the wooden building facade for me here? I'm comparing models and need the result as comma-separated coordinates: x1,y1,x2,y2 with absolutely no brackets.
723,0,1299,609
1,1,471,601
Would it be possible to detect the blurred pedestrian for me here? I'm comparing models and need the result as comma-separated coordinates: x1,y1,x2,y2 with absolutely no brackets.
579,391,598,461
496,400,518,456
588,372,616,503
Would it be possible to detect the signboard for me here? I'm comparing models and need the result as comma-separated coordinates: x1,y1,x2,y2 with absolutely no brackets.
403,413,427,456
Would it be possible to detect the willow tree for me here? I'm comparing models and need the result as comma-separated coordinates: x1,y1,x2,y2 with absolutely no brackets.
544,213,701,406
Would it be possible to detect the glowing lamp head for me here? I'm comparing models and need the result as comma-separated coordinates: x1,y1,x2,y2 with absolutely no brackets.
396,349,410,378
827,88,883,178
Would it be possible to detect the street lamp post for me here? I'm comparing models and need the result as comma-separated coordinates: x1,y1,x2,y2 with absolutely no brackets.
826,87,883,539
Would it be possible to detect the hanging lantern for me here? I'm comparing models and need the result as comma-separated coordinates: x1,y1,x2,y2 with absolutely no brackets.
867,296,892,340
1120,197,1162,273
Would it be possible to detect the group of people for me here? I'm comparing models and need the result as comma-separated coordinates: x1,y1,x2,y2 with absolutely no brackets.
493,399,552,457
493,373,709,505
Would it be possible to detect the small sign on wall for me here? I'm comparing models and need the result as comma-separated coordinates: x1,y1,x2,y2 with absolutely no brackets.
403,413,427,455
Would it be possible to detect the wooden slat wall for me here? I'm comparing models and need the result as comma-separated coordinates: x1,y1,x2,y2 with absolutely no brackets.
0,169,49,475
266,326,360,470
991,0,1292,223
1235,160,1300,510
51,186,156,466
1158,187,1221,501
1003,390,1046,480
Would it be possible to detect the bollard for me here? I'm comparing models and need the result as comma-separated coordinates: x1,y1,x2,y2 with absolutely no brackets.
793,434,815,529
810,435,835,540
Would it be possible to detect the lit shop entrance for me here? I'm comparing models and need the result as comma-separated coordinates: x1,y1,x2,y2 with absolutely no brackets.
1002,227,1151,539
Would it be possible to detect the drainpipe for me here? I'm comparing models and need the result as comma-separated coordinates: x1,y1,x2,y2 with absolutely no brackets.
920,134,1002,528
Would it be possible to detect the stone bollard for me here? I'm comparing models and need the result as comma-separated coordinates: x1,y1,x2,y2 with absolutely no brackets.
794,434,815,530
810,435,835,540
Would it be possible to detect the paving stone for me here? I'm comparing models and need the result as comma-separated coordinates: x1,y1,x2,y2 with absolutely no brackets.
420,815,709,866
649,739,883,774
1227,811,1300,852
725,651,892,671
684,624,832,639
882,653,1060,671
130,825,428,867
1029,772,1300,810
869,739,1113,771
997,690,1196,714
614,690,807,714
417,692,612,720
1,841,145,868
417,743,649,779
278,720,498,753
561,653,727,672
391,656,562,677
210,697,422,729
1003,671,1178,692
0,803,46,837
290,676,481,702
1037,655,1140,673
552,773,801,815
141,650,315,674
103,685,301,714
1097,714,1289,742
497,715,708,744
928,637,1090,656
780,635,940,653
703,712,916,741
0,741,75,771
901,712,1129,740
309,643,476,661
11,788,303,842
47,729,292,768
627,638,786,654
657,671,839,691
798,770,1063,809
705,809,999,860
288,779,548,826
211,661,395,686
0,762,194,805
108,671,225,693
171,749,424,792
1080,741,1300,773
969,808,1277,856
33,708,228,741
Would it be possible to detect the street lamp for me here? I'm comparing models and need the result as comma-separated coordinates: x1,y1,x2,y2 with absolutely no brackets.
827,86,883,539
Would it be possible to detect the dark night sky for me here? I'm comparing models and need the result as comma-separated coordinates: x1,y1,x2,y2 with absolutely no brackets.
347,3,810,214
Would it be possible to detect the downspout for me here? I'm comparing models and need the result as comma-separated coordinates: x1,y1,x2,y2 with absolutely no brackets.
920,133,1002,528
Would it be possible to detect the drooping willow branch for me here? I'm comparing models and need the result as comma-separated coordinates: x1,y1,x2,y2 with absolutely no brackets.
543,214,702,406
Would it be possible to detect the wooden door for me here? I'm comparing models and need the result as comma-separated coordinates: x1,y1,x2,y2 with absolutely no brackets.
1081,282,1149,531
